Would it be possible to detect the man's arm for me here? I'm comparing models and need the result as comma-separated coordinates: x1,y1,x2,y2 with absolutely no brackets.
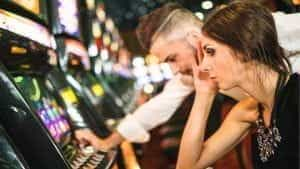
99,74,194,149
273,12,300,53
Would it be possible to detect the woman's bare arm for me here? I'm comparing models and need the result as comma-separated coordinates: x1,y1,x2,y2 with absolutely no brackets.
176,95,257,169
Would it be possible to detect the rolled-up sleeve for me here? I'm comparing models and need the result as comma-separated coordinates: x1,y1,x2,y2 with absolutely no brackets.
273,12,300,73
116,74,194,143
273,12,300,52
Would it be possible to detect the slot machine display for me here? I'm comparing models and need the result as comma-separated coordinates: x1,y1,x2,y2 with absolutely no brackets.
0,1,117,169
2,0,48,23
91,6,138,114
80,3,141,169
0,4,71,168
0,125,30,169
14,75,116,169
48,0,124,127
45,40,111,137
58,38,124,125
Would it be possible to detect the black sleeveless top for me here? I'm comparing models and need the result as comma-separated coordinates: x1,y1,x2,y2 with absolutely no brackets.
252,73,300,169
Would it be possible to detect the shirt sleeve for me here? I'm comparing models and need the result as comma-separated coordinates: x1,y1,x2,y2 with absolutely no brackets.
116,74,194,143
273,12,300,52
273,12,300,73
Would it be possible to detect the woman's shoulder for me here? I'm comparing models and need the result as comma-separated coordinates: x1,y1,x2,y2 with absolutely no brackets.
281,73,300,96
288,73,300,83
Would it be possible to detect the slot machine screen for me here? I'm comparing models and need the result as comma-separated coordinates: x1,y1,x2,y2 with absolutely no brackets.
4,0,48,23
10,0,40,15
57,0,80,37
13,76,71,145
0,128,26,169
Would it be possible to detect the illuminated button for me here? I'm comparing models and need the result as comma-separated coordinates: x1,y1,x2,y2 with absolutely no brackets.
72,160,80,165
92,155,104,162
82,146,95,155
80,155,89,160
70,164,77,169
86,163,97,169
11,46,27,54
95,154,105,159
89,159,100,166
71,161,80,169
76,157,85,163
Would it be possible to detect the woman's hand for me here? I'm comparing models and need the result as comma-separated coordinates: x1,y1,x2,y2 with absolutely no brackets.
192,64,218,95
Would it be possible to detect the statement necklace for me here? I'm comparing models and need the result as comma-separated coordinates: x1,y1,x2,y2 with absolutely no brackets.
255,73,286,162
256,104,281,162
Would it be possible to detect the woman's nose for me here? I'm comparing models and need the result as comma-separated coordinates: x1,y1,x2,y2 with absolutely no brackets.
200,56,212,72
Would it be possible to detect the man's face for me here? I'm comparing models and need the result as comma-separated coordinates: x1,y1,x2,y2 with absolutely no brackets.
150,37,198,76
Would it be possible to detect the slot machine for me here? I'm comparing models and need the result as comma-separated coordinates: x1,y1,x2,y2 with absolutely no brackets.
0,1,117,169
47,1,140,169
80,1,137,121
45,39,111,137
0,1,70,168
0,124,30,169
78,2,141,169
89,5,138,115
13,72,116,169
47,0,123,128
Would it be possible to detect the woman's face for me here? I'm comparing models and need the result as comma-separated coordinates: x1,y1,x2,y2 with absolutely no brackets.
200,34,247,90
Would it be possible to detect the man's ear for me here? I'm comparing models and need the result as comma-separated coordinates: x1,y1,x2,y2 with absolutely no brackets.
186,30,203,65
186,30,202,49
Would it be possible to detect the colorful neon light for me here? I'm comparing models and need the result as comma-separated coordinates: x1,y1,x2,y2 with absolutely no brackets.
57,0,80,36
0,9,53,48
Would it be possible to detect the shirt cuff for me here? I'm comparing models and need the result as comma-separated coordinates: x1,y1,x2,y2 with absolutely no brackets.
116,114,150,143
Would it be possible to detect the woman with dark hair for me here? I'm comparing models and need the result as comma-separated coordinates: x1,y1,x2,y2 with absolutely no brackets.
176,1,299,169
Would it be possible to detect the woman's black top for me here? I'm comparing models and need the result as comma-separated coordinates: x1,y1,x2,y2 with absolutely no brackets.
252,73,299,169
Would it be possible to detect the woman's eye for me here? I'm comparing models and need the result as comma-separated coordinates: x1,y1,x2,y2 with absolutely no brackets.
206,48,215,56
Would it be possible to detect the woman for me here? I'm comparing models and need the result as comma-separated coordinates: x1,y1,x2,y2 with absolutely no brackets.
176,1,299,169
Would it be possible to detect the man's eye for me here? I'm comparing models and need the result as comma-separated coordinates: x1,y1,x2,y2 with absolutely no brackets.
168,58,176,62
166,55,176,62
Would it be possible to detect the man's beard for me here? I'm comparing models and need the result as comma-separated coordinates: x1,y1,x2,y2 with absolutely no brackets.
181,68,193,76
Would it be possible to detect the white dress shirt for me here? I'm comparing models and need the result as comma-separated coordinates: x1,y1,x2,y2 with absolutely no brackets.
273,12,300,73
116,12,300,143
116,74,193,142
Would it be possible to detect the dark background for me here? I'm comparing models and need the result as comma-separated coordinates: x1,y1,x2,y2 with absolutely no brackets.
101,0,297,54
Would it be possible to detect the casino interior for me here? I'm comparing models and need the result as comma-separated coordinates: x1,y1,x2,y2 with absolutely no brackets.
0,0,299,169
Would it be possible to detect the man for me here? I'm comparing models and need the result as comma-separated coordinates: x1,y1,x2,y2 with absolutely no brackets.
82,2,300,151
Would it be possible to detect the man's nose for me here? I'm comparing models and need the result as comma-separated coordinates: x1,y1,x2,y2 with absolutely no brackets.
169,63,180,74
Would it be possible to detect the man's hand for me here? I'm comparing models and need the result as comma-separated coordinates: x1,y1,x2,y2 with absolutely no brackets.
74,129,111,152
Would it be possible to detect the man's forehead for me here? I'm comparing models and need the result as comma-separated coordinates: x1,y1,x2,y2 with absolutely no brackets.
149,38,172,61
